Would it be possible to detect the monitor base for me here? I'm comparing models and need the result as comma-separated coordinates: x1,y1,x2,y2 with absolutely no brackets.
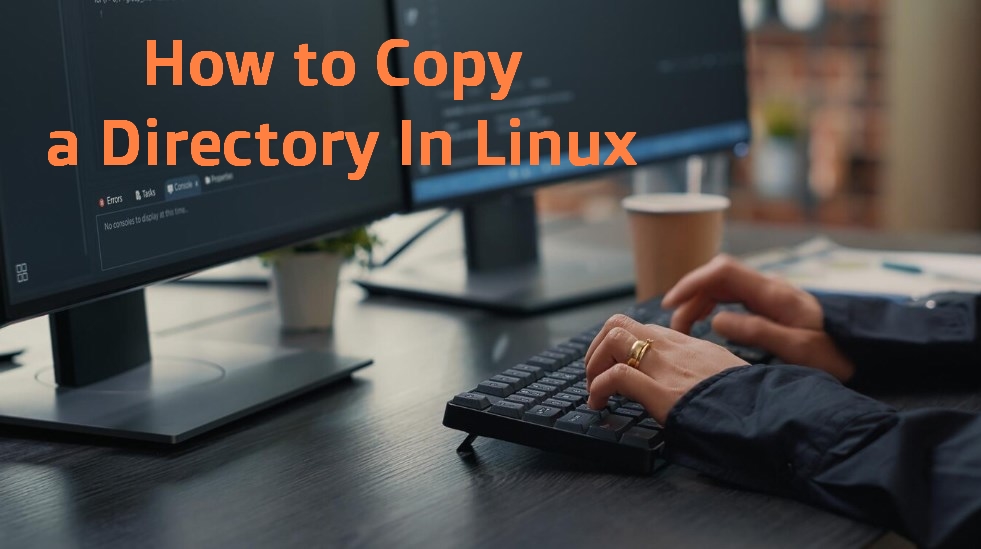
357,244,635,315
357,197,637,315
0,339,370,443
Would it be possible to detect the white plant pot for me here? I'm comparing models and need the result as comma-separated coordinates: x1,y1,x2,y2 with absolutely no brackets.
271,252,344,332
753,137,806,200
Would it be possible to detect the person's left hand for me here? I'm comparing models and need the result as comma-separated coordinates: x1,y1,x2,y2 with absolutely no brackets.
584,314,749,424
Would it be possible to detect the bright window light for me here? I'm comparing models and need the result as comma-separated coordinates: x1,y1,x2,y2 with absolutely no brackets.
778,0,824,31
740,0,768,30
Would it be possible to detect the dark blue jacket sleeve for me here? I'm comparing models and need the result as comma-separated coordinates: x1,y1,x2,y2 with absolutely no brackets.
665,365,981,549
814,292,981,390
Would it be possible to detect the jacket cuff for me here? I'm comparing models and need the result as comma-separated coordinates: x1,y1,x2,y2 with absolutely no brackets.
813,292,981,390
815,293,853,341
664,364,895,495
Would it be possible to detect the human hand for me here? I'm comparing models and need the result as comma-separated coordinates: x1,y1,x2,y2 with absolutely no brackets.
584,314,749,424
662,255,855,382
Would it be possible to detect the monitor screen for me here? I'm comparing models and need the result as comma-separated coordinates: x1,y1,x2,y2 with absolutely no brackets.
0,0,404,323
393,0,750,207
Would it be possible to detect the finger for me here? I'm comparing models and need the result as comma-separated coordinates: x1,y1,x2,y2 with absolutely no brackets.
663,256,791,322
669,294,716,335
585,326,644,385
662,254,738,307
712,311,805,361
584,314,645,365
587,364,674,424
713,312,855,381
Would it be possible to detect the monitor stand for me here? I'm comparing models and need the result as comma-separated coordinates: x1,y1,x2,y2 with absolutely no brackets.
356,194,636,315
0,290,370,443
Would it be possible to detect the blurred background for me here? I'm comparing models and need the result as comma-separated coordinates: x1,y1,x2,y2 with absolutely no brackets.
538,0,981,234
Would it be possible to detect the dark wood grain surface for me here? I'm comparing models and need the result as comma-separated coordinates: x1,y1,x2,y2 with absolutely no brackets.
1,221,979,549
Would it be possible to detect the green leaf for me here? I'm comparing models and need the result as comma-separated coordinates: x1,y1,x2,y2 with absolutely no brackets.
259,226,381,267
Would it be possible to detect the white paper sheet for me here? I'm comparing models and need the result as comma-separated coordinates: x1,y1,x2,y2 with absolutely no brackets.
744,237,981,299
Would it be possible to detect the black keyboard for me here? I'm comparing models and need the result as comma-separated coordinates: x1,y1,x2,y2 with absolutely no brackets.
442,298,773,474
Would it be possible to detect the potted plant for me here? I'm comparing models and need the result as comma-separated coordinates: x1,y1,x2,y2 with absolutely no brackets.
262,227,378,332
753,101,808,200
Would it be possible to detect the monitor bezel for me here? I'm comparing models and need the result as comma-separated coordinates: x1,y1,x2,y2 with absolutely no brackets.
404,138,748,212
0,198,406,328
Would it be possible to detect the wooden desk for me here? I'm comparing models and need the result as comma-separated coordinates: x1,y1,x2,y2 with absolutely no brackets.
1,223,978,548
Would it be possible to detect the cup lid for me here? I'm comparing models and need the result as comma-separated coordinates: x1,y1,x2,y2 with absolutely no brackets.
622,193,731,214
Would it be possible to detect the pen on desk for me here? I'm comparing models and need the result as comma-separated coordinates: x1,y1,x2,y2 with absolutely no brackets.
881,260,981,286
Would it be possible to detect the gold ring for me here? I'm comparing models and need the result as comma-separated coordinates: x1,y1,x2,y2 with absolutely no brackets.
626,339,653,369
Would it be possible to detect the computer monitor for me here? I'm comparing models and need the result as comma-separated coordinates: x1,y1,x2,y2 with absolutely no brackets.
0,0,404,441
357,0,750,314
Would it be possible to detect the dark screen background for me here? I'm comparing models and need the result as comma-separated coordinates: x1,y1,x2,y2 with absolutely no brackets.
393,0,748,192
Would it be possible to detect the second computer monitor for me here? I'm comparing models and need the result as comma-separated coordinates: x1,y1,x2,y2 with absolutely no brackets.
394,0,750,207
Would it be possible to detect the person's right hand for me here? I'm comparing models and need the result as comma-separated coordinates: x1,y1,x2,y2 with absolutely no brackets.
661,255,856,382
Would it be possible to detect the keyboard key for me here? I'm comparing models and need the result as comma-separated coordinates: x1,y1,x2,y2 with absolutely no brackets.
547,349,572,359
609,395,628,406
543,398,575,413
516,388,547,400
506,395,538,408
477,380,514,397
524,405,563,426
490,400,527,418
620,402,645,412
555,411,599,434
548,372,578,384
560,365,586,376
621,427,663,449
572,381,588,390
526,356,560,370
541,350,572,367
527,382,559,395
637,418,663,431
490,375,522,389
558,342,587,356
575,404,608,419
587,414,635,442
538,377,568,390
553,393,586,407
613,407,645,419
501,369,534,387
606,398,621,411
625,305,653,322
564,387,590,399
452,392,491,410
512,364,545,380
